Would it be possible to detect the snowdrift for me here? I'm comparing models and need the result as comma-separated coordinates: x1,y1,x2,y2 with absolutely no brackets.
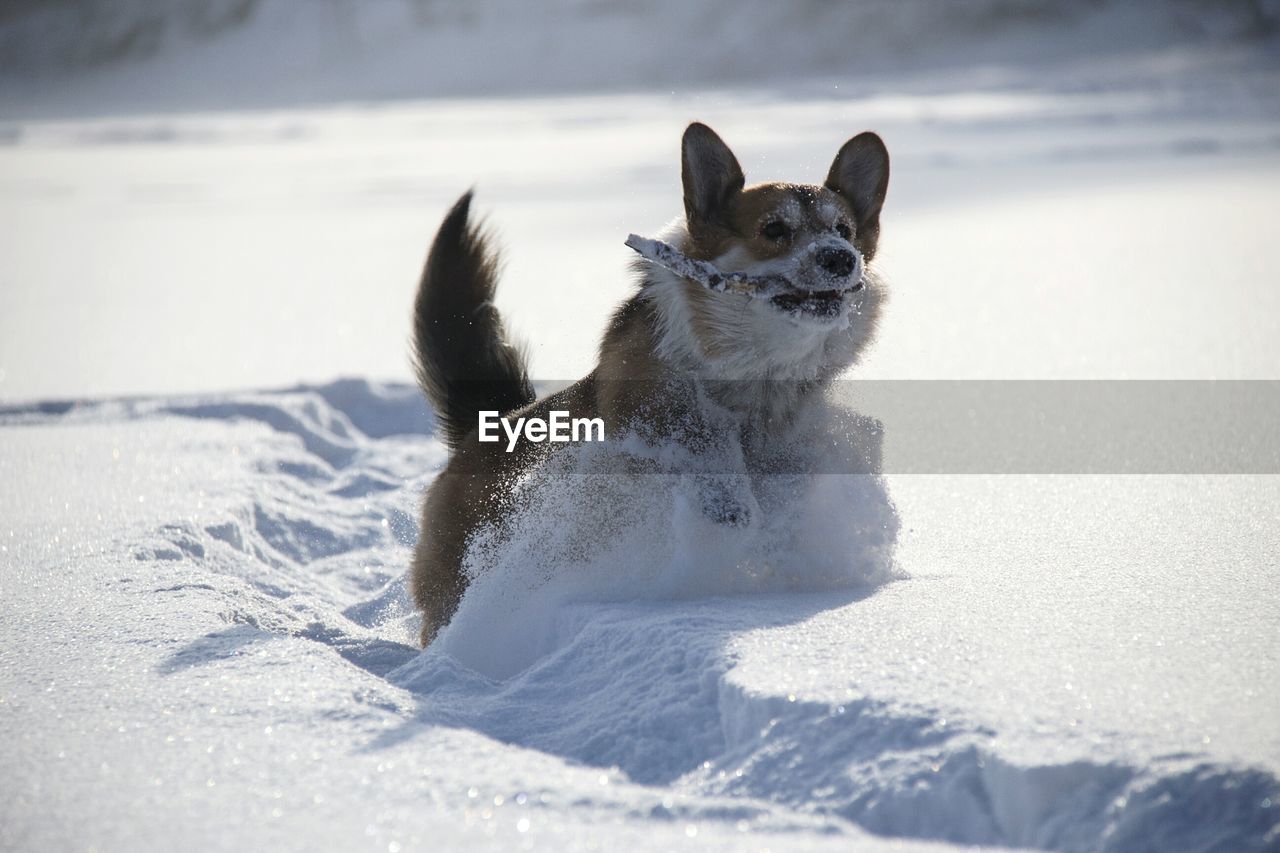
2,380,1275,851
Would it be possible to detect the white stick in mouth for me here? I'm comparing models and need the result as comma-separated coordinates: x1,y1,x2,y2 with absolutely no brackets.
624,234,864,298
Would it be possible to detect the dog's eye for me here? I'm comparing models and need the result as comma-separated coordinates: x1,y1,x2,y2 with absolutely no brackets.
761,220,790,241
835,222,852,240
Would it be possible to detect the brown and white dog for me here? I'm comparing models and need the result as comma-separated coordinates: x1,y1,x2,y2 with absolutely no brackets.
410,122,889,646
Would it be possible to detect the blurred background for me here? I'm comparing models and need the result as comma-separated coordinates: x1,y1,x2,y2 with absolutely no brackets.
1,0,1278,398
2,0,1277,110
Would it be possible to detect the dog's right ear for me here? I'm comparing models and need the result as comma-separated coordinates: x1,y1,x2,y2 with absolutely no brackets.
682,123,745,230
825,132,889,258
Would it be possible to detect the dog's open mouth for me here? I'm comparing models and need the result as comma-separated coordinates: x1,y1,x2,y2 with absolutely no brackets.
770,289,848,317
770,280,864,318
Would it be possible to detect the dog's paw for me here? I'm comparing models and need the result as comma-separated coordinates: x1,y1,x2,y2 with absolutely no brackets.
705,499,751,528
695,476,753,529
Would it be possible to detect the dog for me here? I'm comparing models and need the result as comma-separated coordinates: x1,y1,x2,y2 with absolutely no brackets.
410,122,889,646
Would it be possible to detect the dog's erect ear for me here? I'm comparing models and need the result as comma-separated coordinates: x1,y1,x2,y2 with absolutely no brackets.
682,123,745,230
825,132,889,258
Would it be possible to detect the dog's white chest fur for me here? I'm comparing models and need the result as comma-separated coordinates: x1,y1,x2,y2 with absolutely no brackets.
645,224,882,425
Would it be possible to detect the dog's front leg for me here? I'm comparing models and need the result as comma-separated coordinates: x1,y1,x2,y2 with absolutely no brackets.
676,423,759,530
618,379,758,529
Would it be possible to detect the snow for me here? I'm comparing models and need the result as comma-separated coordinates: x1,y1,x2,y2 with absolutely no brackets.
436,414,898,680
2,2,1280,850
3,383,1276,850
5,61,1280,397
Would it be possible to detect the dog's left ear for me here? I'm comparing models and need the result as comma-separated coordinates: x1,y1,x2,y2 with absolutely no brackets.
825,132,889,258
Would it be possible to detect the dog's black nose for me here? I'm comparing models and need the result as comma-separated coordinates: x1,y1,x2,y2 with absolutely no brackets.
817,246,856,278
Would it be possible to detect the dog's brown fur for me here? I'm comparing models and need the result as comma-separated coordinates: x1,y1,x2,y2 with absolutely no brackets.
410,123,889,646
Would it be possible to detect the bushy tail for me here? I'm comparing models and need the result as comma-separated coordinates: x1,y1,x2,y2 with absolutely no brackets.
413,191,534,449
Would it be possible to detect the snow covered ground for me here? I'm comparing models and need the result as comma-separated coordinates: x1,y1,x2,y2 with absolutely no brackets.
2,2,1280,851
5,71,1280,399
3,382,1277,851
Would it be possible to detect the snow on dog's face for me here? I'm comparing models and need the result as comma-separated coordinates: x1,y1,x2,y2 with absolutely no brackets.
664,123,889,377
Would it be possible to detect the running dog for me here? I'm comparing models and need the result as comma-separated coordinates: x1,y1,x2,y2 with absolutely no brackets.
410,122,889,645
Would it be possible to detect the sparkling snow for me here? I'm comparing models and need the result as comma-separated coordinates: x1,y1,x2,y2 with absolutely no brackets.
2,2,1279,851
